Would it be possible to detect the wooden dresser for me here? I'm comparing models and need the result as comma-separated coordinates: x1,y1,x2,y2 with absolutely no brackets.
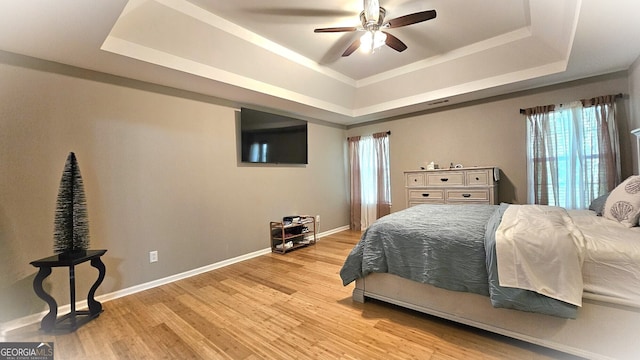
405,166,499,207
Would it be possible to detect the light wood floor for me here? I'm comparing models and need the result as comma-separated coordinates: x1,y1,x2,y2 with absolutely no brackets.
6,230,581,359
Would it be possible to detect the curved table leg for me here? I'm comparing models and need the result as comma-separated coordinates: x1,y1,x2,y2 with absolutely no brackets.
87,257,106,315
32,266,57,332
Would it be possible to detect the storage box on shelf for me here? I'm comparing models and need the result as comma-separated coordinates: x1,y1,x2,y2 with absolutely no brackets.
405,166,500,207
270,216,317,254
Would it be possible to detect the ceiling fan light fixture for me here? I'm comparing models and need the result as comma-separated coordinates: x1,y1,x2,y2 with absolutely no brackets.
360,30,386,53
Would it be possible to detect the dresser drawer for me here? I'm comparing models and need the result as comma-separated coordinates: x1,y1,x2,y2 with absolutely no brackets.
408,189,445,202
426,172,464,186
446,189,491,202
405,167,499,207
406,173,425,187
466,170,491,186
408,199,446,207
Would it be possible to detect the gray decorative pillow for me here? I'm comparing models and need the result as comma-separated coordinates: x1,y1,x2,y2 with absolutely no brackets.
589,192,609,216
603,175,640,227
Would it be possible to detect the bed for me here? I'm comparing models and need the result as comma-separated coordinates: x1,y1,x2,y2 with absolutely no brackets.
340,193,640,360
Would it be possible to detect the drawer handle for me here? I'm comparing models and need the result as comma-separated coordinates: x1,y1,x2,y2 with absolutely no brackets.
462,194,472,198
422,193,430,197
414,178,418,182
475,177,480,181
440,178,449,182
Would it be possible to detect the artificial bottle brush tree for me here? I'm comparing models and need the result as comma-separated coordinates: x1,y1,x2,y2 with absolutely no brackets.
53,152,90,256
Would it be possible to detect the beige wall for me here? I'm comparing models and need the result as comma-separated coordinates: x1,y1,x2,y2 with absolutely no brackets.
0,52,349,323
347,72,633,211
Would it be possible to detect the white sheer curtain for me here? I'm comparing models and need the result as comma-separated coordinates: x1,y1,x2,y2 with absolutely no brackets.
359,137,378,228
348,132,391,230
526,96,621,209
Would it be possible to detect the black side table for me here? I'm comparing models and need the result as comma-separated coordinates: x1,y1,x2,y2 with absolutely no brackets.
30,249,107,332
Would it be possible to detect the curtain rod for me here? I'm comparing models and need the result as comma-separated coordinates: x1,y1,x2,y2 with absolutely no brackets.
347,131,390,140
519,93,624,114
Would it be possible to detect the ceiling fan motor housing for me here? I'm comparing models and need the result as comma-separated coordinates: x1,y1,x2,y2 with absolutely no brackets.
360,7,386,31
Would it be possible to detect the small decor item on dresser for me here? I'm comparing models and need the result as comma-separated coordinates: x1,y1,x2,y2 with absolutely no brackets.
422,162,439,170
53,152,90,258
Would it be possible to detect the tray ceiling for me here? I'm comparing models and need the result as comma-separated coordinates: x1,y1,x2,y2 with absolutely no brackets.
1,0,640,125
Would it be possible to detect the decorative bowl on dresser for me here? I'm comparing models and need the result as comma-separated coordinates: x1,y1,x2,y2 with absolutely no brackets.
405,166,499,207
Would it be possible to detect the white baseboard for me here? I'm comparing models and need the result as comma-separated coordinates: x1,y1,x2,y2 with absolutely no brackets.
0,225,349,338
317,225,350,237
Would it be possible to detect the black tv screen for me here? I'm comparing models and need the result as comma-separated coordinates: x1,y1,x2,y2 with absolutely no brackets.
240,108,308,164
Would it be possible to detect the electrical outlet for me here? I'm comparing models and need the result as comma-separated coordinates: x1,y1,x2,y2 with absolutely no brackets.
315,215,320,223
149,250,158,263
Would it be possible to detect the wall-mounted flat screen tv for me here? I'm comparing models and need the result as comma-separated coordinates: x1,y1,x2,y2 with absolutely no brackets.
240,108,308,164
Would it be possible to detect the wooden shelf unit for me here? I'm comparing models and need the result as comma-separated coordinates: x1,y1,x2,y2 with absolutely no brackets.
270,217,317,254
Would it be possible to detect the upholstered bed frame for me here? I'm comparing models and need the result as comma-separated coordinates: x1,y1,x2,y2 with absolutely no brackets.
353,273,640,360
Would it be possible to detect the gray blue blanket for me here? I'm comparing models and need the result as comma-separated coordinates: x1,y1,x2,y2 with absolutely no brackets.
340,204,578,318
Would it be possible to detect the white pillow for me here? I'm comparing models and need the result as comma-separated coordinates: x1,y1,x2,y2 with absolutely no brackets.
603,175,640,227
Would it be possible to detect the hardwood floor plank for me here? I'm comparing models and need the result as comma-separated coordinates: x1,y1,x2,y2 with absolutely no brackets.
5,230,580,359
176,294,256,359
239,272,298,295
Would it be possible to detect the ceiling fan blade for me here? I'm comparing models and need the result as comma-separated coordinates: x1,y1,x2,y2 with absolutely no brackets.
382,31,407,52
342,39,361,57
387,10,436,28
314,26,358,33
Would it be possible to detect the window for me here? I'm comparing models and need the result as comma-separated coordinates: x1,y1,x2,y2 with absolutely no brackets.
526,97,620,209
358,135,390,209
348,132,391,230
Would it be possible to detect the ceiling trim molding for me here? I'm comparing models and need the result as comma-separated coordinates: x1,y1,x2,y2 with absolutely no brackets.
353,60,568,117
356,27,534,88
101,36,355,117
154,0,357,87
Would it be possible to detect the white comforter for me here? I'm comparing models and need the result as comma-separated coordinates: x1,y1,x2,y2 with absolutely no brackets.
570,210,640,305
495,205,587,306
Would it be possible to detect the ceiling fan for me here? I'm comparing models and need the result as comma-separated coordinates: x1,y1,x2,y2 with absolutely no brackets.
314,0,437,56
